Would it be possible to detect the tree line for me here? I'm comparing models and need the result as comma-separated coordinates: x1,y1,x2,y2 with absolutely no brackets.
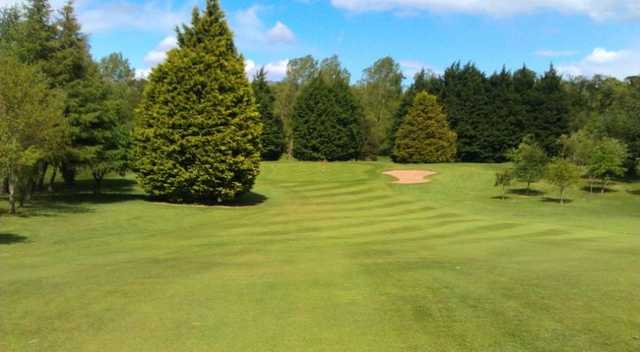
1,0,638,206
0,0,143,212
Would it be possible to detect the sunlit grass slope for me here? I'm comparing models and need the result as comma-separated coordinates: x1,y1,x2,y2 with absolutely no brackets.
1,160,639,351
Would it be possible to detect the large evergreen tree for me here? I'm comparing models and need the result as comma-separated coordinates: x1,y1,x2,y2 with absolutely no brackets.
441,62,492,162
292,74,364,161
530,65,570,154
387,69,441,155
134,0,262,203
252,67,284,161
50,1,98,185
393,92,456,163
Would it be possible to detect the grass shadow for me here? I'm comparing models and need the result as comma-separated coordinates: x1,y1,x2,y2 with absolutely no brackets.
509,188,545,196
628,189,640,196
0,233,28,245
54,178,137,194
541,197,574,204
491,196,511,200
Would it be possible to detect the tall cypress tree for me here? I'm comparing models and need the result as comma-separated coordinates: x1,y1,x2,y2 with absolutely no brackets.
134,0,262,203
387,69,441,155
488,67,524,161
393,92,457,163
292,75,364,161
252,67,284,161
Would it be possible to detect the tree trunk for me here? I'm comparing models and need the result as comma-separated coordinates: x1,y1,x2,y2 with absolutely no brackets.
601,178,608,195
526,181,531,194
36,162,48,192
560,188,565,205
48,167,57,192
93,177,102,195
2,177,7,194
8,176,16,215
61,163,76,188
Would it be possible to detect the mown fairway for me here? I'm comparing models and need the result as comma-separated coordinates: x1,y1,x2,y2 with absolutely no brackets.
1,161,639,351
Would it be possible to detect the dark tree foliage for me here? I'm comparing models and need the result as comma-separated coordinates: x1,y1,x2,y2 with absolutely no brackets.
252,67,285,161
134,0,262,203
387,69,441,155
441,62,493,162
487,68,525,161
529,65,570,155
393,92,456,163
292,76,365,161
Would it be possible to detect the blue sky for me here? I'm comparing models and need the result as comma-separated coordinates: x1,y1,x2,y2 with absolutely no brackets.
3,0,640,81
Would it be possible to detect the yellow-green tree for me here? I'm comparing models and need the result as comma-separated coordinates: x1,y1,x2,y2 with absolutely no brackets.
393,92,457,163
0,56,66,214
134,0,261,203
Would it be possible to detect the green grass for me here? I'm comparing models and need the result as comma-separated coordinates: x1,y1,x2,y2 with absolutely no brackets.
1,160,640,351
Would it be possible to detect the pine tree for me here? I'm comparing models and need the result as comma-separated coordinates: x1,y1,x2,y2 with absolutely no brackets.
392,92,456,163
134,0,262,203
252,67,284,161
50,1,96,186
21,0,57,66
292,75,364,161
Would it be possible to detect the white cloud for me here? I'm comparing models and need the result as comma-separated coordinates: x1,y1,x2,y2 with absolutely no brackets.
330,0,640,20
245,59,290,81
535,50,578,57
143,35,178,67
585,47,628,63
267,21,296,44
231,6,296,50
557,47,640,78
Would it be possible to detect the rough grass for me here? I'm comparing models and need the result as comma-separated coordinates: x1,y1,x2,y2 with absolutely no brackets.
1,160,639,351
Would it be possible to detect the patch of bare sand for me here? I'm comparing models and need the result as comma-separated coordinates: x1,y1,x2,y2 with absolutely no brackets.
383,170,437,184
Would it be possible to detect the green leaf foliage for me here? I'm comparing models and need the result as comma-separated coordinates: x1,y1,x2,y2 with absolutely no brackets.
545,158,583,204
292,75,365,161
134,0,262,203
392,92,457,163
252,68,285,161
509,136,549,190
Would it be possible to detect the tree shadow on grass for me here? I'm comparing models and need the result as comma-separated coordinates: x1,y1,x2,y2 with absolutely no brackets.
151,192,268,207
0,233,28,245
581,186,618,194
628,189,640,196
541,197,574,204
221,192,268,207
508,188,545,196
491,196,512,200
55,178,138,194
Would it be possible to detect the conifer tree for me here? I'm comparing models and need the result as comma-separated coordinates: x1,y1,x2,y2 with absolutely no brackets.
252,67,284,161
393,92,456,163
134,0,262,203
387,69,441,155
50,1,96,185
292,75,364,161
21,0,57,66
531,65,570,154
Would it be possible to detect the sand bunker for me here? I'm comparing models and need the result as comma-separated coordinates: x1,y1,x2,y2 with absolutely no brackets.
383,170,437,184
